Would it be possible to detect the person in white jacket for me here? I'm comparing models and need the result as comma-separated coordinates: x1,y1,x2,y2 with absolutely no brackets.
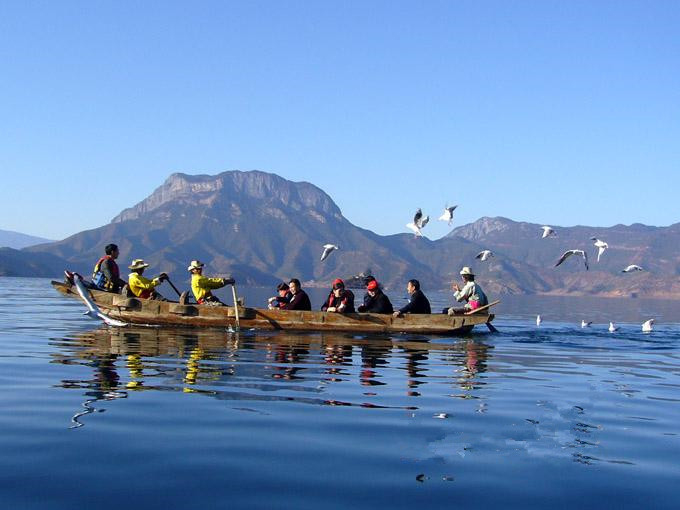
446,266,488,315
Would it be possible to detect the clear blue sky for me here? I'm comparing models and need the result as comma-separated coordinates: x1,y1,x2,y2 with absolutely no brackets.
1,1,678,240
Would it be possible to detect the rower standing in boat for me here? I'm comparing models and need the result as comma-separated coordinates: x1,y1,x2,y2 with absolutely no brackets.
321,278,355,313
357,279,393,314
393,279,431,318
92,243,126,293
128,259,168,300
446,266,488,315
280,279,312,311
188,260,234,306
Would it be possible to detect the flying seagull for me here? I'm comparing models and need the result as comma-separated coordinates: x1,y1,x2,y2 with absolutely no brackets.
581,320,592,328
541,226,556,238
555,249,589,270
536,315,542,326
320,244,339,261
609,322,619,333
438,205,458,226
591,237,609,262
406,208,429,237
622,264,643,273
642,319,654,333
476,250,494,262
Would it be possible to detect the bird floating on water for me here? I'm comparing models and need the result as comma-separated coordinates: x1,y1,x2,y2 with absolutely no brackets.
609,322,619,332
622,264,643,273
541,226,556,238
642,319,654,333
438,205,458,226
555,249,589,270
320,244,338,261
476,250,494,262
591,237,609,262
581,320,592,328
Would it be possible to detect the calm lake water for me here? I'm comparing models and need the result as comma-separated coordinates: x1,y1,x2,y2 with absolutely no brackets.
1,277,679,509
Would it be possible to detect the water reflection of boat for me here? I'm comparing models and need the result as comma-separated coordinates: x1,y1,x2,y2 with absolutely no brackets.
52,280,495,335
53,327,493,427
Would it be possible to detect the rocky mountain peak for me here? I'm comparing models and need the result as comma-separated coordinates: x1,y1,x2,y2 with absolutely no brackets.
111,170,342,223
448,216,520,241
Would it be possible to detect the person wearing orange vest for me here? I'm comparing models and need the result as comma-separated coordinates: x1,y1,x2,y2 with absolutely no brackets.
92,243,126,292
127,259,168,300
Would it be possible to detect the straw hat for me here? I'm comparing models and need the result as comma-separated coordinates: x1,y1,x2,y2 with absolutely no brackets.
128,259,150,270
187,260,205,272
459,266,474,276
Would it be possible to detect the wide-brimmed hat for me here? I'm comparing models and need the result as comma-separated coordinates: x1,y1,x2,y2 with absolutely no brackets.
460,266,474,276
129,259,150,270
187,260,205,272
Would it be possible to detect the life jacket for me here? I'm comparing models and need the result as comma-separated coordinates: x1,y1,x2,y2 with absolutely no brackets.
92,256,120,290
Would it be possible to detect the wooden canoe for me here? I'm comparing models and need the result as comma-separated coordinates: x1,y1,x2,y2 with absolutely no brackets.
51,280,495,335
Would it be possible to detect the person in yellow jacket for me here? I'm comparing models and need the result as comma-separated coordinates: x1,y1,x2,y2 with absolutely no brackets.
128,259,167,300
188,260,234,305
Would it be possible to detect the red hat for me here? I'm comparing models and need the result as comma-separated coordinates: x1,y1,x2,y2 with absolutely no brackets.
367,280,379,291
332,278,344,289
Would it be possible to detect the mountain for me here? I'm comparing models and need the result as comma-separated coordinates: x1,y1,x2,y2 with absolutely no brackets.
21,171,482,289
4,170,680,299
0,247,68,277
447,216,680,298
0,229,53,249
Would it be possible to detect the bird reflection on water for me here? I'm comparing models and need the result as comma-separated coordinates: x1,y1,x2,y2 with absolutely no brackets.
51,326,492,428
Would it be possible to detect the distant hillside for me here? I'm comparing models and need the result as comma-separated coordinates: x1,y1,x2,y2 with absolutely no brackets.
3,171,680,298
0,247,67,277
0,229,53,249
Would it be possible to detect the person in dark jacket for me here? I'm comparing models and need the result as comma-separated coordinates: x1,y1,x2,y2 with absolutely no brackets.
268,282,293,309
321,278,355,313
358,279,393,314
393,279,431,317
92,243,127,293
281,278,312,311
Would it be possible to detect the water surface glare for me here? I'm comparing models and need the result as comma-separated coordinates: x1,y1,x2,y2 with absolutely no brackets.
1,278,679,509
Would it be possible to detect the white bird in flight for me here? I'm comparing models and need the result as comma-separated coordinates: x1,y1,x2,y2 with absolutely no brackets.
591,237,609,262
406,208,429,237
555,249,589,270
476,250,494,262
438,205,458,226
320,244,339,261
581,320,592,328
536,315,542,326
541,226,556,238
622,264,643,273
642,319,654,333
609,322,619,332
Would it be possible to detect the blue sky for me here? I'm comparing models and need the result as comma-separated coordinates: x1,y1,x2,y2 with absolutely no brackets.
1,1,678,240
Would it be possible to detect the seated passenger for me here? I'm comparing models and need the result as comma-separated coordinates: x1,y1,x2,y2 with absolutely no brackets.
446,267,488,315
358,280,393,314
280,278,312,311
92,243,126,293
321,279,355,313
128,259,167,300
393,279,431,317
188,260,234,305
268,282,292,309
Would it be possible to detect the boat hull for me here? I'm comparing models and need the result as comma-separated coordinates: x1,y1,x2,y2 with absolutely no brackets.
52,281,494,335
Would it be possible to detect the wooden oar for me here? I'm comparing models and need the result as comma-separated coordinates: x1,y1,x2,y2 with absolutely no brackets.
164,276,182,297
464,300,501,315
231,283,240,332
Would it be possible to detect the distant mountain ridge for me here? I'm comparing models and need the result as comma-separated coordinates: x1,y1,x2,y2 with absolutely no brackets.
0,229,54,249
2,170,679,298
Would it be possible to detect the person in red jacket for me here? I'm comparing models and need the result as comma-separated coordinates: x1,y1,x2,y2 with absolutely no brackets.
92,243,126,292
